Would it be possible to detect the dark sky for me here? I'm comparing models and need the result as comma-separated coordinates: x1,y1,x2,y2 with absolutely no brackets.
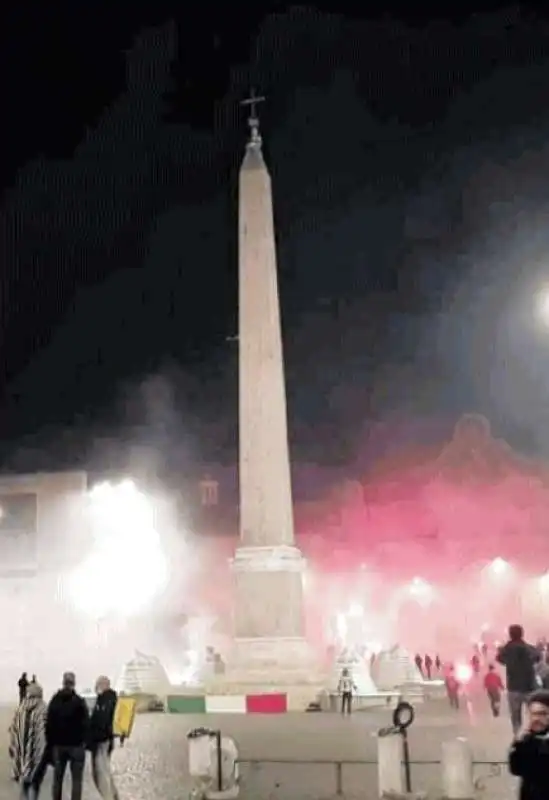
2,2,549,475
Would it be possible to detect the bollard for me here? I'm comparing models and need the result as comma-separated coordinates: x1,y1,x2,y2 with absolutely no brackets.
377,732,405,798
187,727,239,799
441,738,474,799
377,701,424,800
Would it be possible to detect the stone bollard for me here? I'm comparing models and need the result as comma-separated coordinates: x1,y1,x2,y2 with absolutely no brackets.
377,732,405,798
441,738,475,799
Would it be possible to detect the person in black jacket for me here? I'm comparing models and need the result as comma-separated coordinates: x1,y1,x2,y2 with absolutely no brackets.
88,676,119,800
46,672,89,800
509,689,549,800
497,625,540,736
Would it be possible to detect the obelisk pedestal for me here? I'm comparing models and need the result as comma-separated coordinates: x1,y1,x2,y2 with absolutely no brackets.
214,96,320,708
229,545,313,680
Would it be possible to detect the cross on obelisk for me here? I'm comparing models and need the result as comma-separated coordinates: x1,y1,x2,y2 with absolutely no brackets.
240,89,265,147
222,92,318,703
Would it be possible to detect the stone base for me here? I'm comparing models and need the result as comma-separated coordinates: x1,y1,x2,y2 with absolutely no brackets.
229,635,314,674
205,636,325,710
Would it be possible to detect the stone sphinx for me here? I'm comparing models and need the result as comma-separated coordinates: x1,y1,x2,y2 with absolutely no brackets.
117,650,171,697
372,645,423,690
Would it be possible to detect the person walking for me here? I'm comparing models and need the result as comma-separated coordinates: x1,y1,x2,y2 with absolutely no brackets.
483,664,504,717
9,682,49,798
509,689,549,799
471,652,481,675
414,653,424,679
18,673,29,704
88,676,119,800
536,654,549,690
46,672,89,800
445,667,460,709
497,625,540,736
424,654,433,680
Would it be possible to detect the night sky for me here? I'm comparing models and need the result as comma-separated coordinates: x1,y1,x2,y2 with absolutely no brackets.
2,3,549,476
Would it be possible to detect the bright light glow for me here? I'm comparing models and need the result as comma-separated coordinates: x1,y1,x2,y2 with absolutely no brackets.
365,640,382,655
68,480,168,619
168,650,200,686
348,603,364,618
539,573,549,594
408,577,433,603
489,557,509,576
536,287,549,324
167,672,186,685
336,613,347,639
455,663,473,683
88,479,154,532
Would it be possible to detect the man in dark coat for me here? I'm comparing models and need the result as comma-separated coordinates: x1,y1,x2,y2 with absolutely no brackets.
497,625,540,736
46,671,89,800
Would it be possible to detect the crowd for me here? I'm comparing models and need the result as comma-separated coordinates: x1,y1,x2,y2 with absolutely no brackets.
437,625,549,732
9,671,119,800
414,648,491,682
441,623,549,800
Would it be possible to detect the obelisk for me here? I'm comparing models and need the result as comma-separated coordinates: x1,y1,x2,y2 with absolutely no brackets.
228,93,316,699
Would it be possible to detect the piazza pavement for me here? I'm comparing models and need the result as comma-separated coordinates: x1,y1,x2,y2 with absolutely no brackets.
0,699,517,799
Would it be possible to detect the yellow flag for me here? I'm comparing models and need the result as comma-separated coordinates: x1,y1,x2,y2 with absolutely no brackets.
113,697,137,739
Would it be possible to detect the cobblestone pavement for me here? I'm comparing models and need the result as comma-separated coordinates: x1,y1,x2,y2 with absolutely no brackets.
0,701,516,799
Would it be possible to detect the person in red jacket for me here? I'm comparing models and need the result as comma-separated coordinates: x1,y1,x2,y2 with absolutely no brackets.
445,667,460,709
484,663,504,717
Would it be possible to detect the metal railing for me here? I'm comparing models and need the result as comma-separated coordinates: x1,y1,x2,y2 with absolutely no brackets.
237,758,509,798
239,758,374,796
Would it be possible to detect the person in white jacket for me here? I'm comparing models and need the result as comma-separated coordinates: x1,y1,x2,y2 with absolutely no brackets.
337,668,357,715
